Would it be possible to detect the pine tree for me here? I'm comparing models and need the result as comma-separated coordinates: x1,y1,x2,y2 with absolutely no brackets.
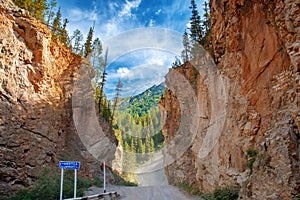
129,138,137,166
100,95,112,122
123,141,131,170
32,0,47,22
71,29,83,54
171,56,182,68
148,120,154,137
203,1,210,35
91,38,104,70
137,137,144,154
14,0,46,22
84,26,94,58
145,133,153,154
150,137,155,153
98,49,108,114
45,0,57,26
59,18,69,45
189,0,203,45
130,138,136,153
181,29,191,63
200,0,213,49
51,7,62,36
112,79,123,123
14,0,32,11
115,129,123,148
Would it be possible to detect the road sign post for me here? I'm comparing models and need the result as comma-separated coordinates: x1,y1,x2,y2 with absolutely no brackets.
103,161,106,193
59,161,80,200
60,168,64,200
74,169,77,198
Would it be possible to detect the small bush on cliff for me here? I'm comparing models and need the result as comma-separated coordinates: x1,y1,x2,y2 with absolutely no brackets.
177,182,201,196
246,149,258,173
201,187,240,200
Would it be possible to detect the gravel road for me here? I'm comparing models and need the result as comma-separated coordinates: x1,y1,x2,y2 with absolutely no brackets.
85,152,202,200
86,185,202,200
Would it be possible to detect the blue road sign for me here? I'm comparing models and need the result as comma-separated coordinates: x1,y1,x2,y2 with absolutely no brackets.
59,161,80,170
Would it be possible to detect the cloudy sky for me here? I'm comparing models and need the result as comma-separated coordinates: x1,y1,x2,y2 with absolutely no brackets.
56,0,205,98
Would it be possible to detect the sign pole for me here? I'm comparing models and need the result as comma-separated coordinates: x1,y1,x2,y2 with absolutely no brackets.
60,168,64,200
103,161,106,193
59,161,80,199
74,169,77,198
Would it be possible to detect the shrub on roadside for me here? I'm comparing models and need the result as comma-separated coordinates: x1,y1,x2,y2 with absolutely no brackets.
2,167,93,200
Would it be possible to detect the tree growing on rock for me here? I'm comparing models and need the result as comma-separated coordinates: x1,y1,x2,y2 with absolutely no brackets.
189,0,203,45
70,29,83,55
32,0,47,22
13,0,47,22
111,79,123,124
45,0,57,26
84,26,94,58
181,29,191,63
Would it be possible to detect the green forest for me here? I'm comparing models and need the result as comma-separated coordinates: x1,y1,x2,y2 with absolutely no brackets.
113,83,165,167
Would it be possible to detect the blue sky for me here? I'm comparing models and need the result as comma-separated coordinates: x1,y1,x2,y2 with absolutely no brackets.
56,0,205,98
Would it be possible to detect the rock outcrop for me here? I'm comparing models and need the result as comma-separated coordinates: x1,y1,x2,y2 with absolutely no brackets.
160,0,299,199
0,0,116,195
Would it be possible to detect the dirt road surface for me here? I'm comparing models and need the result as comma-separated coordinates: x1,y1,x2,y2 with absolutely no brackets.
86,185,201,200
85,152,202,200
136,151,168,186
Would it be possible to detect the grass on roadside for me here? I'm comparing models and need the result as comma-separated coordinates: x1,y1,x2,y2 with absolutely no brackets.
176,182,240,200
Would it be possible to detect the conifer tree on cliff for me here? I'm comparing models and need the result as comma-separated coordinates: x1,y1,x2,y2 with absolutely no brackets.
14,0,47,22
13,0,31,11
32,0,47,22
91,38,104,70
70,29,83,54
45,0,57,26
51,7,62,35
203,1,210,36
97,48,109,120
189,0,203,45
59,18,69,45
84,26,94,58
181,29,191,63
111,79,123,124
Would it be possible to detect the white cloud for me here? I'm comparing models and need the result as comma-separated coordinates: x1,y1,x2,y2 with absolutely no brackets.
117,67,130,78
186,22,191,29
104,21,120,38
103,28,183,64
67,4,98,22
109,2,119,11
105,48,176,99
155,9,162,15
118,0,142,17
149,19,155,27
118,63,168,97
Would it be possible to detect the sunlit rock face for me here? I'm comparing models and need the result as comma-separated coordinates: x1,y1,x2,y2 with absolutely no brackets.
160,0,299,199
0,0,116,195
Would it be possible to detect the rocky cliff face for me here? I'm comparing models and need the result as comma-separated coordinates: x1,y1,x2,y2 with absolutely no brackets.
0,0,116,195
160,0,299,199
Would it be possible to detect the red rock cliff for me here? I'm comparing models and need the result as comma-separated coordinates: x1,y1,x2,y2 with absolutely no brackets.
0,0,116,195
160,0,299,199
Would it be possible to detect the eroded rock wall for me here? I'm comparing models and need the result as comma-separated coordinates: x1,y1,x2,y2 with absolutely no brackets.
160,0,299,199
0,0,115,195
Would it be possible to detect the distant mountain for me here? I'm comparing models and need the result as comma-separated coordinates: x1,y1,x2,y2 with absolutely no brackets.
118,82,165,117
